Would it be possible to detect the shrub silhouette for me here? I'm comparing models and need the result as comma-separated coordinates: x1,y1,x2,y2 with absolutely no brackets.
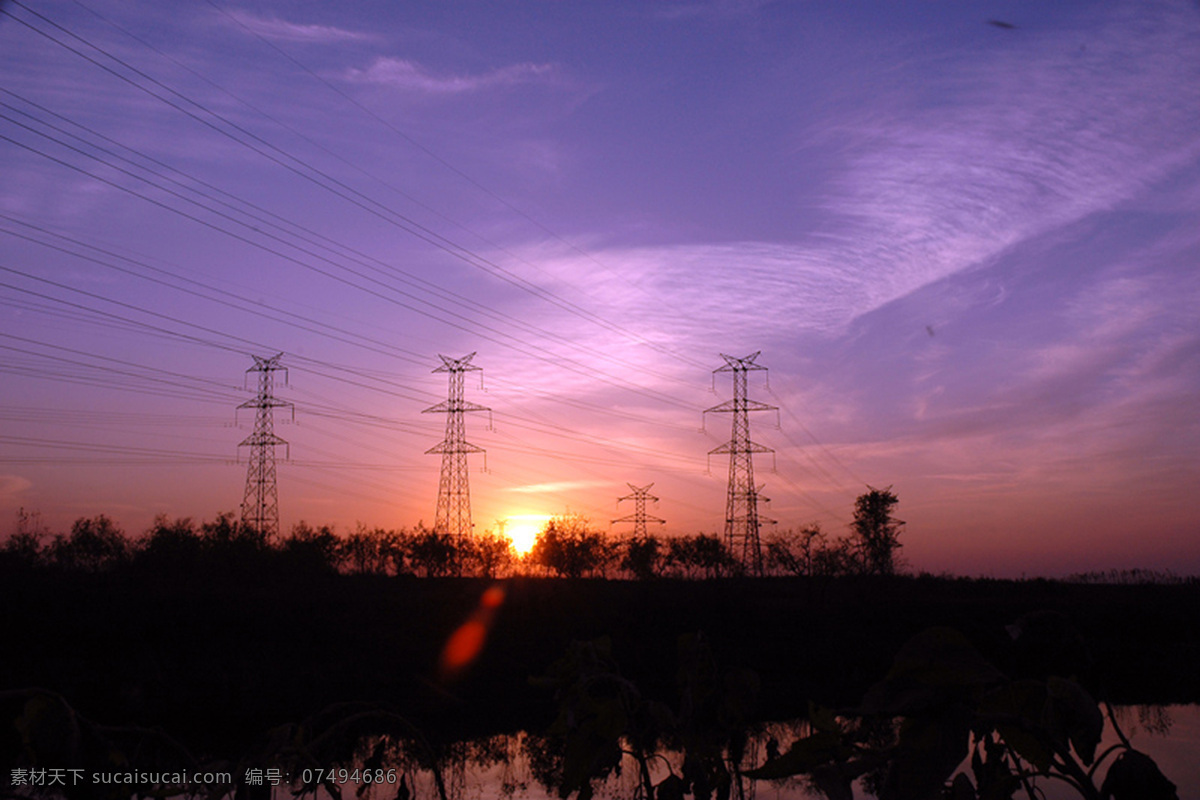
49,515,127,572
666,533,735,579
529,514,616,578
461,529,515,578
407,525,458,577
850,486,904,576
620,534,664,580
765,524,853,577
1,508,47,567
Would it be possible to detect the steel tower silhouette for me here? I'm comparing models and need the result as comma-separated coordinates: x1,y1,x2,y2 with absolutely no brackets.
612,483,665,537
705,352,776,575
424,352,489,541
238,353,292,539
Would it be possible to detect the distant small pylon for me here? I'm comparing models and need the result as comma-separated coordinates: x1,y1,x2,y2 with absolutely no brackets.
612,483,665,537
704,352,776,575
238,353,292,539
424,352,490,543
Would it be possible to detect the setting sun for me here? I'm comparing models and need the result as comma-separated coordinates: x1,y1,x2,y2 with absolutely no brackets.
503,515,551,557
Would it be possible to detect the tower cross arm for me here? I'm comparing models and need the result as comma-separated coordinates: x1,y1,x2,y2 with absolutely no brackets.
422,400,491,414
617,483,659,503
730,512,778,525
704,399,777,414
246,352,286,372
239,432,288,448
709,440,774,456
714,351,767,373
425,440,486,455
612,512,666,525
433,352,482,372
238,396,293,410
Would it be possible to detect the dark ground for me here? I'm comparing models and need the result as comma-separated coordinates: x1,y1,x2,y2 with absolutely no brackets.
3,567,1198,759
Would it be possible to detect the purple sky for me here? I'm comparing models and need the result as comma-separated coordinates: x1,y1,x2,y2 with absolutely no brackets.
2,0,1198,576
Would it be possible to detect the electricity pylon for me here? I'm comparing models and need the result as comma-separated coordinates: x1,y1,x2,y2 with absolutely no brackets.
705,352,776,575
424,352,489,542
238,353,292,539
613,483,665,537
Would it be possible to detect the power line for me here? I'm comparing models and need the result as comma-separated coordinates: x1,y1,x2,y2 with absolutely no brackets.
0,333,243,401
2,1,709,377
0,231,715,478
0,123,696,411
64,0,681,348
0,12,729,423
1,91,675,380
202,0,699,349
766,380,867,489
0,274,709,483
4,210,709,437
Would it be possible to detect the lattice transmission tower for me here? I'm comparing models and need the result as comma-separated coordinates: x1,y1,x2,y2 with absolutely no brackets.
705,352,776,575
424,352,490,541
238,353,292,539
612,483,665,537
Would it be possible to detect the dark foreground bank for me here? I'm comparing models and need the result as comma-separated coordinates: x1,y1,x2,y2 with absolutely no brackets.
2,567,1198,758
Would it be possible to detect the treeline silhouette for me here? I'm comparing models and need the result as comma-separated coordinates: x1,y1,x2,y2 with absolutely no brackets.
1,515,877,580
2,489,907,580
1065,568,1195,585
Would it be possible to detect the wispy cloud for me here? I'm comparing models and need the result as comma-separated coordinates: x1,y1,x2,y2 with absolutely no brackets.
347,57,557,94
223,10,373,44
811,2,1200,316
0,474,32,502
505,480,612,494
518,2,1200,355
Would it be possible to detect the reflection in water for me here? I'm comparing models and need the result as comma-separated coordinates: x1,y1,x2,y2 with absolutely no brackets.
317,724,799,800
267,622,1193,799
1114,704,1173,737
281,707,1195,800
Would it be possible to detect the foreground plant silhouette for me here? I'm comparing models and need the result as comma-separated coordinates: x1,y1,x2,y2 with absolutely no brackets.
530,618,1178,800
529,634,759,800
746,624,1178,800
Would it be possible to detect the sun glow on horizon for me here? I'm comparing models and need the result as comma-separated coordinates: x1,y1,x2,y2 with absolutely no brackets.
503,514,550,556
